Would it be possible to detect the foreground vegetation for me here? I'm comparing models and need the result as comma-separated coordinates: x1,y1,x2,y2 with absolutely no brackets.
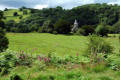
0,33,120,80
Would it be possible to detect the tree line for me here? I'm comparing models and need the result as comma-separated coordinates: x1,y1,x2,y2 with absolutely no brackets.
2,3,120,36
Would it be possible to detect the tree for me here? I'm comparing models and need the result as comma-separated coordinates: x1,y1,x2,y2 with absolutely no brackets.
82,25,95,36
95,24,109,36
19,8,23,11
0,11,9,52
54,19,71,34
41,20,54,33
112,21,120,34
4,8,8,11
13,12,18,16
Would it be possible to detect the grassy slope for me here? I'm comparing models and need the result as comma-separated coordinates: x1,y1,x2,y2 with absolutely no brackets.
3,9,30,23
7,33,120,56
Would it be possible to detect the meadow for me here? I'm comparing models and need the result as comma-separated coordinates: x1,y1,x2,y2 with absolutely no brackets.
0,33,120,80
7,33,119,56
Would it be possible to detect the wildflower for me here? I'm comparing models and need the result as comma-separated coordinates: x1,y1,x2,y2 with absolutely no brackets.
44,57,47,62
76,53,79,56
38,56,42,61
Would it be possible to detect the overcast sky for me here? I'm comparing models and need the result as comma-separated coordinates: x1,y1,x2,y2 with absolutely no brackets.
0,0,120,10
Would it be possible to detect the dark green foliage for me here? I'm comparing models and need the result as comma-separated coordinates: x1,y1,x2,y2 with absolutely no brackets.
0,68,9,76
0,20,5,29
95,24,109,36
19,8,23,11
0,25,9,52
19,15,23,19
82,25,95,36
49,75,55,80
10,74,23,80
13,12,18,16
0,11,3,19
5,20,16,32
4,8,8,11
54,19,71,34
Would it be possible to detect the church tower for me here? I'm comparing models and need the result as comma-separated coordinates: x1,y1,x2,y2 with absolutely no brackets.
72,20,78,33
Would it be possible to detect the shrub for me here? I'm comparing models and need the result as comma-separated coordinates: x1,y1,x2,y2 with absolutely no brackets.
19,15,23,19
10,73,23,80
0,28,9,52
76,28,85,35
85,34,113,58
13,12,18,16
54,19,71,34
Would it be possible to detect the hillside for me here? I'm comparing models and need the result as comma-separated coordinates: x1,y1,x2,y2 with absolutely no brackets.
3,9,31,22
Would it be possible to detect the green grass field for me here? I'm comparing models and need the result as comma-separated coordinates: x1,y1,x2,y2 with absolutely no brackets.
3,9,30,22
7,33,120,56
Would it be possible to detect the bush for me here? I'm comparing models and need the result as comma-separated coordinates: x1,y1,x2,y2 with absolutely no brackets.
0,28,9,52
76,28,85,35
10,74,23,80
13,12,18,16
54,19,71,34
85,34,113,58
95,24,109,36
19,15,23,19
